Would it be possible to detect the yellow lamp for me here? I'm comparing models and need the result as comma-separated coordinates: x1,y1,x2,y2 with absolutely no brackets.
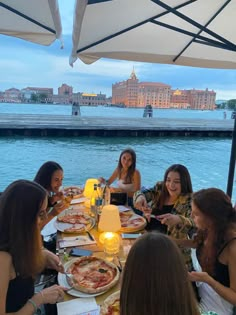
83,178,99,198
98,205,121,246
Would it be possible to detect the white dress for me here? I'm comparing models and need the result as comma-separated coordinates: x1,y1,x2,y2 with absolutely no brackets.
117,179,134,192
191,249,234,315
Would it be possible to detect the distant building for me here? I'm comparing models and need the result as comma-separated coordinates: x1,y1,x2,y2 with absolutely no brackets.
112,69,139,107
58,83,73,96
4,88,21,102
22,87,54,102
57,84,73,103
170,88,216,110
112,70,216,109
72,92,106,106
137,82,171,108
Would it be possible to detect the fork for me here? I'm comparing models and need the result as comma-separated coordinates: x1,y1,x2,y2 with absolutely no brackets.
64,272,74,290
84,227,94,241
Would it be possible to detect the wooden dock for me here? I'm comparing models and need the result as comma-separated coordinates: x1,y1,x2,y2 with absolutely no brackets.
0,113,234,137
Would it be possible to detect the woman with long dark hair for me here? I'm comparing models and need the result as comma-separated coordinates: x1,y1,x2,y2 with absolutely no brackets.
34,161,66,226
120,232,203,315
188,188,236,315
0,180,65,314
134,164,194,270
99,148,141,197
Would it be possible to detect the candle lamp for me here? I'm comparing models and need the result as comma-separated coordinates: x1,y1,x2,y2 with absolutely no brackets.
98,205,121,255
83,178,99,198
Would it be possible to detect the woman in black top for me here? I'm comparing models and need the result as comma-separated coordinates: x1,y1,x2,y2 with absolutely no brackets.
0,180,65,314
177,188,236,314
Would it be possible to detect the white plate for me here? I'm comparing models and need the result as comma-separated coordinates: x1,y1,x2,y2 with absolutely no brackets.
55,208,95,233
58,259,110,298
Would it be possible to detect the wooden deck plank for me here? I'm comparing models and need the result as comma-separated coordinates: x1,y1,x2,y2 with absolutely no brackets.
0,114,233,136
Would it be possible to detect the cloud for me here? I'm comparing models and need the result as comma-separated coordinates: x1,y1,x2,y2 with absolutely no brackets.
1,1,236,101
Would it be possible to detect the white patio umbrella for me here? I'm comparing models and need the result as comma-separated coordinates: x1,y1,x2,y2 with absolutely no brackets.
0,0,62,46
70,0,236,197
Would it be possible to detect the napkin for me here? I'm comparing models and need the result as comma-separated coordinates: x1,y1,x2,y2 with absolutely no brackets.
57,297,100,315
58,235,96,248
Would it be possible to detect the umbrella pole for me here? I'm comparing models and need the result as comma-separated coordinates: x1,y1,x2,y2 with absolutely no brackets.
226,111,236,198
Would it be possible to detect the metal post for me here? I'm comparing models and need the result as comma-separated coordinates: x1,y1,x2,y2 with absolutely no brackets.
226,111,236,197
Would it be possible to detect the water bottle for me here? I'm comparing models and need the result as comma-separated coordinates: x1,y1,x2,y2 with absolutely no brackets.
90,184,98,218
90,184,102,224
103,181,111,205
96,183,103,216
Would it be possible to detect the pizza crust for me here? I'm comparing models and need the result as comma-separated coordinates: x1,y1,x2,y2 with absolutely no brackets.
100,290,120,315
67,257,120,294
120,213,146,232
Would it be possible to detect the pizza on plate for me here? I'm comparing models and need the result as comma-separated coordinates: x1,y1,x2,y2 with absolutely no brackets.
120,213,146,232
57,212,90,225
100,290,120,315
63,224,85,233
64,186,83,200
56,211,94,233
119,210,133,222
67,257,119,294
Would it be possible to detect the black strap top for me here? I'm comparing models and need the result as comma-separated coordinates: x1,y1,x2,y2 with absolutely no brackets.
6,274,34,312
214,237,236,287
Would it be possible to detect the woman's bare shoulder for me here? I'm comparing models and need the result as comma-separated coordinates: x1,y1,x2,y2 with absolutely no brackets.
134,169,141,176
0,251,12,263
0,251,12,274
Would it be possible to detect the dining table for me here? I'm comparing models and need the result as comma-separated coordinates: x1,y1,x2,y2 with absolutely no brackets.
53,195,145,309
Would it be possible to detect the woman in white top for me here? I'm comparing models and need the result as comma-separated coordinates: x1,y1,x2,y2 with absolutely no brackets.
99,148,141,198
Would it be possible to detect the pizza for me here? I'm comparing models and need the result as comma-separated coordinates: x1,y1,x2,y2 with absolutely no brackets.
67,257,119,294
101,291,120,315
55,211,94,233
63,224,85,233
119,213,146,232
57,212,90,225
119,210,133,222
64,186,83,199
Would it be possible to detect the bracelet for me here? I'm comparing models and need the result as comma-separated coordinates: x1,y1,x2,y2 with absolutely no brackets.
28,299,38,313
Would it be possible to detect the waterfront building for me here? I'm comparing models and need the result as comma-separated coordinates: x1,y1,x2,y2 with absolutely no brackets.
0,91,4,102
57,83,73,104
72,92,106,106
112,69,139,107
4,88,21,102
170,89,216,110
137,82,171,108
21,87,54,103
112,70,216,109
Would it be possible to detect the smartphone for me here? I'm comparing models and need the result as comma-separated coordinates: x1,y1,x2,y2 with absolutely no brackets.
121,233,142,239
69,248,93,257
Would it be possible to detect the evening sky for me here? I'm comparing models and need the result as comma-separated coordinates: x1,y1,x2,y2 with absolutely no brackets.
0,0,236,100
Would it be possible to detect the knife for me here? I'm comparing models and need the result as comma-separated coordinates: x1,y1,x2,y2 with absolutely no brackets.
86,230,94,241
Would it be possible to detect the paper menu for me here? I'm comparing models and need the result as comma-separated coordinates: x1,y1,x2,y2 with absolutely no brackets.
58,235,96,248
57,297,100,315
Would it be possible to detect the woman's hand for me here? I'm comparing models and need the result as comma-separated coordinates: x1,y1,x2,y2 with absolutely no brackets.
134,195,147,210
43,249,64,273
51,201,68,216
141,205,152,222
157,213,182,227
188,271,212,284
34,285,66,305
50,191,64,204
98,177,106,184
